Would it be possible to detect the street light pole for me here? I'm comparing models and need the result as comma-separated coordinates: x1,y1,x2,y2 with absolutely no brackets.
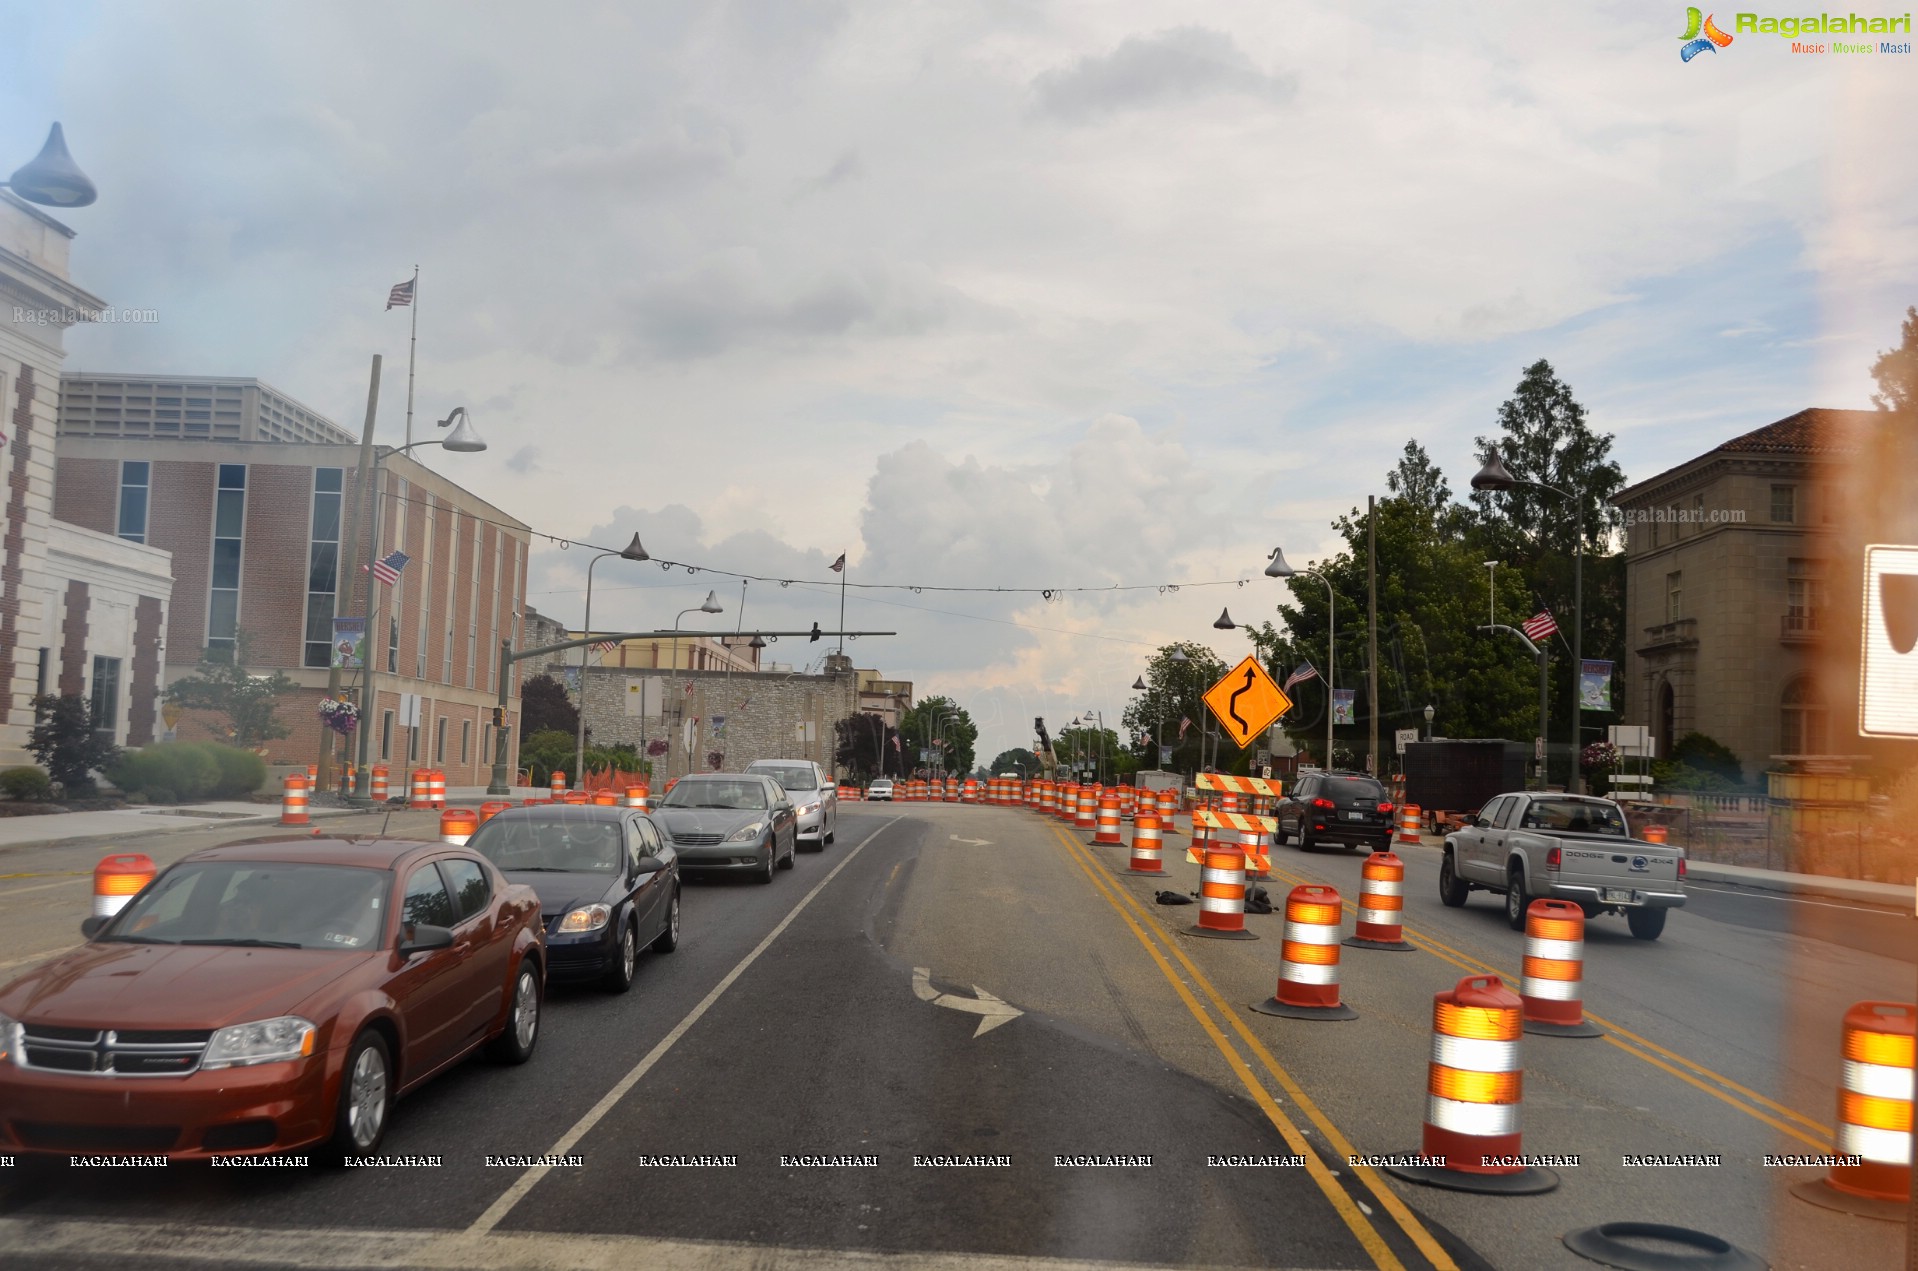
666,590,725,781
573,534,650,787
1267,549,1335,771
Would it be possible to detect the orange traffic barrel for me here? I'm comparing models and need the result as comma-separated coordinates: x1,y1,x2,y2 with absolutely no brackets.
962,778,979,803
371,763,389,801
410,768,431,804
1039,781,1056,816
1184,846,1257,941
1344,851,1416,952
426,769,446,809
1093,792,1123,845
563,790,591,805
1074,787,1097,830
625,785,651,810
1397,803,1422,844
478,801,512,825
1118,786,1137,821
1253,885,1356,1020
551,770,567,797
440,808,479,845
1642,823,1669,844
279,774,310,826
1383,975,1558,1195
1792,1001,1917,1219
1126,814,1165,875
306,763,317,784
93,853,157,918
1157,788,1181,834
1520,900,1603,1038
591,790,620,806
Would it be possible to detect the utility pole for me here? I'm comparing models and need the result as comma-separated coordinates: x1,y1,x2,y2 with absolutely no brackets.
1367,494,1379,776
319,355,380,796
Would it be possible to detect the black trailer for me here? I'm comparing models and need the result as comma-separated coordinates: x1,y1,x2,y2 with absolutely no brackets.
1403,740,1528,828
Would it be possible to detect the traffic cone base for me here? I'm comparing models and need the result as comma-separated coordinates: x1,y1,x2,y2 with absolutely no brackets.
1523,1017,1604,1039
1342,934,1417,951
1182,924,1258,941
1251,996,1358,1021
1381,1159,1559,1195
1788,1179,1908,1223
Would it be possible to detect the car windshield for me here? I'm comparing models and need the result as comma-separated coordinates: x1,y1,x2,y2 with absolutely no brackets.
662,780,769,810
100,861,390,951
468,816,624,873
1519,798,1629,836
755,766,818,792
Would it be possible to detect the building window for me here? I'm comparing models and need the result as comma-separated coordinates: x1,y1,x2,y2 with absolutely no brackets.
303,468,344,668
460,720,471,764
1692,493,1705,535
1771,484,1796,524
207,464,246,656
1665,571,1682,623
381,710,394,761
1781,677,1828,755
89,656,121,744
467,626,477,689
444,624,454,684
1657,681,1675,761
388,615,399,674
36,647,48,697
435,716,447,763
408,719,420,762
117,461,149,543
1786,558,1826,635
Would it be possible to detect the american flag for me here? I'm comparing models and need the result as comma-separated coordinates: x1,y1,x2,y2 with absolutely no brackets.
385,278,414,310
593,639,618,654
1178,716,1193,739
829,553,846,573
1522,609,1559,642
371,550,410,587
1284,661,1319,691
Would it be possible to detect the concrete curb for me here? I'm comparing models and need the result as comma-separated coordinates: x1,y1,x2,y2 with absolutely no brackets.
1686,860,1910,908
0,804,369,857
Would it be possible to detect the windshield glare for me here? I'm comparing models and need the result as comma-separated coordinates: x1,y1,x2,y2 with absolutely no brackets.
755,766,817,791
469,817,624,872
1519,798,1629,836
102,861,390,950
662,780,769,810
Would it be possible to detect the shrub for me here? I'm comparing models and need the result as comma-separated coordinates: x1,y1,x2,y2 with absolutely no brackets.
145,787,177,805
205,744,267,798
0,766,52,801
108,742,222,801
27,694,120,794
1670,732,1744,786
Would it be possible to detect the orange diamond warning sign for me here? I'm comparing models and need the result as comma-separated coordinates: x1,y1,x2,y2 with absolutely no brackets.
1203,656,1292,750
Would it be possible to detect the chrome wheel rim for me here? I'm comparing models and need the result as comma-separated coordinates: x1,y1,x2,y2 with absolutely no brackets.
669,894,679,943
620,925,636,980
513,971,539,1049
348,1044,387,1148
1507,878,1523,923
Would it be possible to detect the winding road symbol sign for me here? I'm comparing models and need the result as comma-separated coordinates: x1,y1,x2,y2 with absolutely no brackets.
1202,656,1292,750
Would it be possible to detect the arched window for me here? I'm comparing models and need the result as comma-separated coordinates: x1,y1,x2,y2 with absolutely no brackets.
1657,681,1675,761
1781,677,1828,756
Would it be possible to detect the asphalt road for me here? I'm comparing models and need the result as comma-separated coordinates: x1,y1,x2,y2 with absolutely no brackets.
0,801,1907,1269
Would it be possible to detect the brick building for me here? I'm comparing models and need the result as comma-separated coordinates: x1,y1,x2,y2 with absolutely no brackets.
0,191,172,765
53,434,532,784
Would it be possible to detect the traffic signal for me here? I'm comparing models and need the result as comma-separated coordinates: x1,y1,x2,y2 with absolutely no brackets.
491,706,505,728
809,622,822,642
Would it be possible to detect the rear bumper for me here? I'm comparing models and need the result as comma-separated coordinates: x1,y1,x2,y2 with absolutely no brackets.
1546,882,1687,910
1306,821,1392,848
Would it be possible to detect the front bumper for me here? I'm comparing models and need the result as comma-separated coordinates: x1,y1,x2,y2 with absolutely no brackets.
1546,882,1687,910
0,1050,335,1160
545,923,621,981
675,843,771,873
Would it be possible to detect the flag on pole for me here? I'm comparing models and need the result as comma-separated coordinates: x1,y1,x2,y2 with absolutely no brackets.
1178,716,1193,739
371,550,411,587
1284,661,1319,691
1522,609,1559,642
891,734,901,751
385,278,415,310
829,553,846,573
593,639,618,654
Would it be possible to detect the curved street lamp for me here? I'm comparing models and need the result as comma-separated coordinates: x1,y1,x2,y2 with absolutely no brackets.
1267,547,1335,772
666,590,725,780
573,533,651,785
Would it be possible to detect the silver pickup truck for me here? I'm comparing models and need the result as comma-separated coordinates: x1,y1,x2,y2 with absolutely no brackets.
1438,791,1686,940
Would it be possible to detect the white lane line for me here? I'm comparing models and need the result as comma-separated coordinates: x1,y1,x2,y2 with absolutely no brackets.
465,815,904,1238
1686,882,1907,914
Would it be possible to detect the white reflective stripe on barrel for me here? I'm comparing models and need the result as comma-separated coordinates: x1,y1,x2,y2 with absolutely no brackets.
1524,937,1583,962
1838,1123,1913,1165
1200,895,1243,914
1363,878,1403,898
1358,906,1399,926
1431,1035,1522,1073
1280,962,1338,985
1845,1059,1917,1101
1425,1095,1521,1136
1282,920,1341,945
1201,865,1242,886
1520,977,1581,1001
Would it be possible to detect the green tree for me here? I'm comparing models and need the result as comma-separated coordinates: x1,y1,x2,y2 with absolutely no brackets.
1120,642,1230,775
28,694,120,794
988,747,1041,776
834,712,902,781
901,697,976,777
166,631,296,749
520,674,578,737
1870,305,1918,414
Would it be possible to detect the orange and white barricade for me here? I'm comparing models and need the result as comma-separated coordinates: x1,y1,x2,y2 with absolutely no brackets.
1054,783,1076,822
409,768,430,805
1093,792,1123,845
1791,1002,1916,1218
1253,885,1357,1020
1037,781,1054,815
550,770,567,799
1519,900,1603,1037
440,808,478,845
93,853,157,918
1383,975,1558,1194
962,778,979,803
425,770,447,809
1074,787,1098,831
279,774,310,826
1126,814,1166,874
1119,786,1137,821
1344,851,1416,952
1191,808,1272,876
1157,788,1182,833
1397,803,1422,845
1184,845,1257,940
371,764,389,801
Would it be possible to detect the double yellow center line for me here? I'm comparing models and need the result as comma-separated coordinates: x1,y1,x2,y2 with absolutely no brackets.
1047,823,1458,1271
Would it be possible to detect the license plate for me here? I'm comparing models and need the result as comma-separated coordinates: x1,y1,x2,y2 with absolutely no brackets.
1602,887,1635,903
1345,811,1365,821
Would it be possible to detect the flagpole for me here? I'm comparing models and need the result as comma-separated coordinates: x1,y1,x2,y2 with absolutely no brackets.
837,555,847,656
403,265,418,449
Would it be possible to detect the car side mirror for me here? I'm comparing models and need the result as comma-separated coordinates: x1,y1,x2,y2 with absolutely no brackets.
398,923,455,957
81,914,110,939
634,854,665,873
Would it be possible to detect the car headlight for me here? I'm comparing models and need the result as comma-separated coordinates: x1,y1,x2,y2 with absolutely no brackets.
0,1011,18,1064
202,1016,316,1069
558,904,612,933
726,822,766,843
801,801,821,815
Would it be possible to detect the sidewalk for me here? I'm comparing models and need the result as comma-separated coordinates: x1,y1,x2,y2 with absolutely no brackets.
0,800,364,852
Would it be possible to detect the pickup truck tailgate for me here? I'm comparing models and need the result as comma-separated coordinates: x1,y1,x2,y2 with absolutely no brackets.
1557,838,1682,897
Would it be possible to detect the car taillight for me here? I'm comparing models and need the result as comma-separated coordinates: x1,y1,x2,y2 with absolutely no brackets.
1311,797,1336,810
1678,856,1687,879
1546,847,1561,871
1377,801,1394,814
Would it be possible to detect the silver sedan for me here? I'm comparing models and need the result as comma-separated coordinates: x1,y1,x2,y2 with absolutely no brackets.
653,774,798,884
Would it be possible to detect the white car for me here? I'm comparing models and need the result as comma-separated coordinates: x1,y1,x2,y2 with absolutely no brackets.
745,760,838,849
867,778,894,801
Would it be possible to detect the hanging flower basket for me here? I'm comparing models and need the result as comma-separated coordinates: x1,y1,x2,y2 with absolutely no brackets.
646,739,669,757
317,697,360,737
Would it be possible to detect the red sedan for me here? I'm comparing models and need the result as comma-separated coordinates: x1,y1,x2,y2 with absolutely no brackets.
0,836,544,1162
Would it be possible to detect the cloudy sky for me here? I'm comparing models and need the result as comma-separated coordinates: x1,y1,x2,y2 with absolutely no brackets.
8,1,1915,762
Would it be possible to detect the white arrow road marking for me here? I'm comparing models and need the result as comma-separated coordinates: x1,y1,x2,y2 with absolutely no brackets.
949,834,992,845
912,966,1024,1037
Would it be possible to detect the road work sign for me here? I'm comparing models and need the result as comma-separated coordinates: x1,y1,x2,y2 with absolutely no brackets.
1203,656,1292,750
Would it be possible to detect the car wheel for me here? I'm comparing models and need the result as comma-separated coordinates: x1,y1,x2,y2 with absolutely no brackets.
779,836,796,869
1627,906,1667,941
486,960,542,1064
1504,864,1530,931
601,918,637,995
758,840,776,884
1275,817,1290,846
329,1029,391,1160
1438,852,1468,908
825,818,836,846
652,888,680,953
1297,825,1314,852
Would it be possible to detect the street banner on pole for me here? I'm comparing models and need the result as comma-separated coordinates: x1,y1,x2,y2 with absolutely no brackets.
331,618,365,669
1332,689,1356,726
1579,660,1614,711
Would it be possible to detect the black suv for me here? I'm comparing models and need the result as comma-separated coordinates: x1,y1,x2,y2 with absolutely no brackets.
1277,771,1394,852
